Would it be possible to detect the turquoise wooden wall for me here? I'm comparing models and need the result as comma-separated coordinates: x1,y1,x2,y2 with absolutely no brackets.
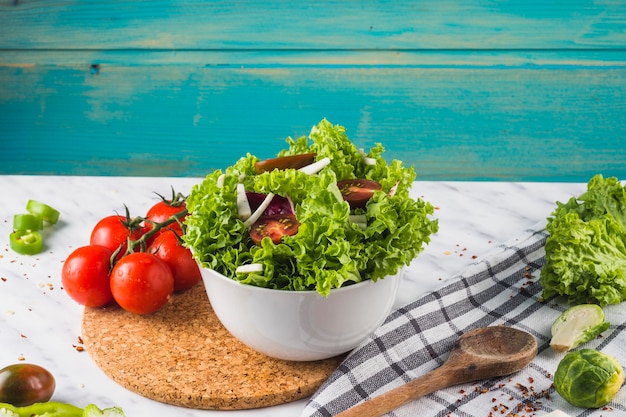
1,1,625,181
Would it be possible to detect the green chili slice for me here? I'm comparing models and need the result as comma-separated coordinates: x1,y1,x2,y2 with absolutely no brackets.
13,213,43,231
9,230,43,255
0,401,83,417
26,200,60,224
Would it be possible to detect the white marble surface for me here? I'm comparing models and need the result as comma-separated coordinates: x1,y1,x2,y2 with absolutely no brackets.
0,176,587,416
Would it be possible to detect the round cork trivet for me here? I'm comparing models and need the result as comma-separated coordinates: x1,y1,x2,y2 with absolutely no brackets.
81,282,344,410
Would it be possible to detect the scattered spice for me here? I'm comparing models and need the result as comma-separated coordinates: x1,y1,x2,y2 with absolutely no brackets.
478,376,554,417
73,335,86,352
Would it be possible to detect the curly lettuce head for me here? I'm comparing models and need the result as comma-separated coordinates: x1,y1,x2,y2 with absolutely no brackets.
540,174,626,305
183,119,438,295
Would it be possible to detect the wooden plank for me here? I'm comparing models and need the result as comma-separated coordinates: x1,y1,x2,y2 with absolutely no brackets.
2,0,626,50
2,55,625,180
3,49,626,67
2,1,625,180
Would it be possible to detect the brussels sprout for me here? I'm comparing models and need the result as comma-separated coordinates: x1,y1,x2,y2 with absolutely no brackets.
550,304,610,352
554,349,624,408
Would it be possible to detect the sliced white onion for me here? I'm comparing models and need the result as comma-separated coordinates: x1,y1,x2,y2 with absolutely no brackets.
388,180,399,197
299,157,331,175
243,192,275,228
359,148,376,166
349,214,367,224
236,183,252,221
235,263,264,274
349,214,367,230
353,222,367,230
216,174,225,188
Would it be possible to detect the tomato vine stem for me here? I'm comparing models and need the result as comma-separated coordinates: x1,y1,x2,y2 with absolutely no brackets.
108,207,189,268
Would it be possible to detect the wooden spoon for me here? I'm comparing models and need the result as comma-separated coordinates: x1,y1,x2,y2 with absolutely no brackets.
334,326,538,417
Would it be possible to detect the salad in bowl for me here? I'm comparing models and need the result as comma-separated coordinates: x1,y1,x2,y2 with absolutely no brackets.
183,119,438,360
184,119,438,296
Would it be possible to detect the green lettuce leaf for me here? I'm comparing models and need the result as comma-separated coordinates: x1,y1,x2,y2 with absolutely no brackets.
540,174,626,305
184,119,438,295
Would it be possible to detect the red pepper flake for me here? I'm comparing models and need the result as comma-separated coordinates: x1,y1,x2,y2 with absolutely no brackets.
1,277,6,282
515,383,530,396
73,335,86,352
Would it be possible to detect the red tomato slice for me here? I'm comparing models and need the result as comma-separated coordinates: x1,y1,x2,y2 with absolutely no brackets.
254,153,316,174
249,214,300,245
337,179,382,209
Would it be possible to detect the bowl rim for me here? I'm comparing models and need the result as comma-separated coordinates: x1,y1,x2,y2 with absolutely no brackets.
199,264,401,296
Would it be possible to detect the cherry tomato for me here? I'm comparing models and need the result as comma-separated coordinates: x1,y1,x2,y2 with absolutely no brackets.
250,214,300,245
110,252,174,315
149,230,201,292
0,363,55,406
254,153,316,174
90,215,145,260
337,179,382,209
61,245,114,307
144,200,187,236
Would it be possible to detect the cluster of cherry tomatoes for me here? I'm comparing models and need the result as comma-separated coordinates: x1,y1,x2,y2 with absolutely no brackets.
61,191,201,315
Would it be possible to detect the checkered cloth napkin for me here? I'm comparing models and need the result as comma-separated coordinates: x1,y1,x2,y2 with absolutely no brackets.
302,224,626,417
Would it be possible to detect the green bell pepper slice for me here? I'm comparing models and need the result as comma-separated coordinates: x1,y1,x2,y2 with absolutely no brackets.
0,401,82,417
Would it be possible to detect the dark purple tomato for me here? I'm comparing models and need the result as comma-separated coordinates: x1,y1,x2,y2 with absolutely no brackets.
0,363,56,406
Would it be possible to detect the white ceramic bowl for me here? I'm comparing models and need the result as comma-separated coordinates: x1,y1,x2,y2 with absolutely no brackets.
199,267,402,361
